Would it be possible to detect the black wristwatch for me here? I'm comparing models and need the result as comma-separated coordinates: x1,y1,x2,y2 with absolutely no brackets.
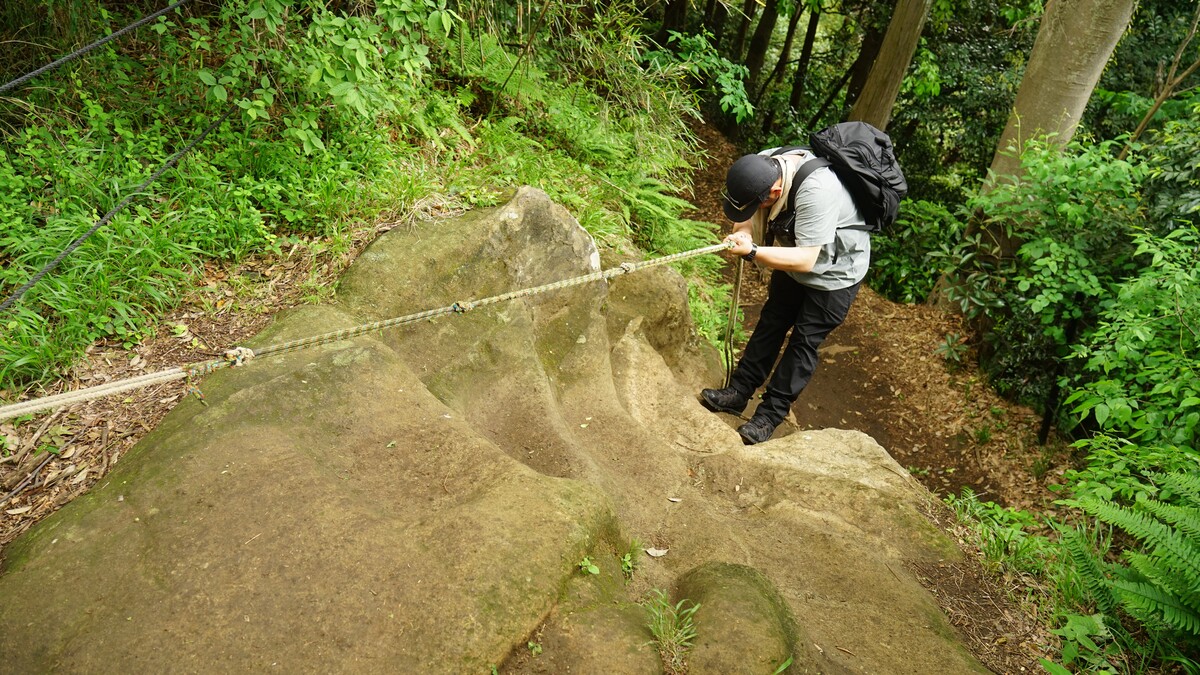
741,243,758,263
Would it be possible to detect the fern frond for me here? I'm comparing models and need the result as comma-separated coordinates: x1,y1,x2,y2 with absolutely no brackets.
1062,526,1119,614
1141,499,1200,543
1121,551,1200,613
1153,471,1200,504
451,29,552,104
1080,498,1200,579
1111,577,1200,636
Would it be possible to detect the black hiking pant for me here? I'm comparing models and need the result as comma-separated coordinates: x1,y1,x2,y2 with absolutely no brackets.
729,271,861,425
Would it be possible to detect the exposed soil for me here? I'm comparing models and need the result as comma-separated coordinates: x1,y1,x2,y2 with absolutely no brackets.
0,123,1067,673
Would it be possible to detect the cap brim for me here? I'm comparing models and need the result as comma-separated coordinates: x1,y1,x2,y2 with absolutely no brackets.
723,196,760,223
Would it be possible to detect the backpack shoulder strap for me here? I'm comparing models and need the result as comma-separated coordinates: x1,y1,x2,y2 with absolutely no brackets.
770,145,809,157
767,157,831,243
784,157,831,209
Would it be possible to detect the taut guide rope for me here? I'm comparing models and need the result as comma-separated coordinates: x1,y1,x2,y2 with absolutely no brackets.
723,257,745,389
0,242,735,421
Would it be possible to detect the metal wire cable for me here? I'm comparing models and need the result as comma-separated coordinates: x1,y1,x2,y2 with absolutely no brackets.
0,0,193,95
0,241,735,421
0,99,239,313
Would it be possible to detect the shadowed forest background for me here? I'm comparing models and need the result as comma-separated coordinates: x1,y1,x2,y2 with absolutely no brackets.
1,0,1198,672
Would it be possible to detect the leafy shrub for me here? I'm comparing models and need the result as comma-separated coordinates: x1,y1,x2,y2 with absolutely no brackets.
0,0,453,388
643,30,753,123
869,198,964,304
1064,226,1200,448
975,138,1144,337
944,139,1147,412
1060,435,1200,506
1,0,733,391
980,304,1059,405
1140,106,1200,231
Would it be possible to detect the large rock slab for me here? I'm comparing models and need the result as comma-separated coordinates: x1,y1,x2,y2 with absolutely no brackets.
0,187,986,674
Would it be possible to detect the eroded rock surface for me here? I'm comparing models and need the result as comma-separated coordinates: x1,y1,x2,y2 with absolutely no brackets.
0,187,984,674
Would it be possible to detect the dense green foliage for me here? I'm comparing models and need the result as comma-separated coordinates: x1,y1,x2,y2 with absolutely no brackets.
0,0,740,389
867,198,962,304
929,124,1200,670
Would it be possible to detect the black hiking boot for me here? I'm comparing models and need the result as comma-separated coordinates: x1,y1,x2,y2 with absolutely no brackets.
737,415,777,445
700,387,749,415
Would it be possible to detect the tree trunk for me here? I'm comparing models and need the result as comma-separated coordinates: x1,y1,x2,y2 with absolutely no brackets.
845,22,886,110
988,0,1136,188
787,8,821,112
745,1,783,95
932,0,1136,308
755,1,805,107
849,0,933,130
706,0,730,51
654,0,690,48
730,0,759,60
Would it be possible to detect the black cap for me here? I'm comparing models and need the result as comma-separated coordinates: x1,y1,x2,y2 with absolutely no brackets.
722,154,780,222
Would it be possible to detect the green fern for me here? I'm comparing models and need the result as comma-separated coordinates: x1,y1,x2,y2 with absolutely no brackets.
1109,577,1200,635
617,174,701,248
1141,499,1200,543
1123,550,1199,613
1079,498,1200,580
1077,480,1200,641
1153,471,1200,503
1061,526,1119,615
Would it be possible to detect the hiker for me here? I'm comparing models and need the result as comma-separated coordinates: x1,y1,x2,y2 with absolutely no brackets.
700,148,869,445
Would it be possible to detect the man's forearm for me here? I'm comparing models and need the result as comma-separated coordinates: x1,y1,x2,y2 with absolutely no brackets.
752,244,820,273
723,229,821,273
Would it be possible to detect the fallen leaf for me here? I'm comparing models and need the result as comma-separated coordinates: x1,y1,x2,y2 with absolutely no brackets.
645,547,669,558
71,468,89,485
6,506,32,515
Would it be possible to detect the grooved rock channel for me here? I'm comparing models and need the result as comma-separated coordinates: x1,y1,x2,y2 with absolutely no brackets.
0,187,987,674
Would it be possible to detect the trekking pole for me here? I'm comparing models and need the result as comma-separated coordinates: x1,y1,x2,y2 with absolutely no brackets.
722,257,744,388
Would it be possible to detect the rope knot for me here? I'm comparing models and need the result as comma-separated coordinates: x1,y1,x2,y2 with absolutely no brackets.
619,262,636,274
224,347,255,366
452,301,475,313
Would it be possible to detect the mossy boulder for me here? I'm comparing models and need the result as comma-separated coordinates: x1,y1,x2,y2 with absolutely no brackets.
0,187,986,674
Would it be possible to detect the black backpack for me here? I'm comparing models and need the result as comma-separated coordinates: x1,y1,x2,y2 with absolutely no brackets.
767,121,907,239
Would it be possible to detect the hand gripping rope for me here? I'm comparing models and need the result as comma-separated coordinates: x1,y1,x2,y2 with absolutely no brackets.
0,241,735,421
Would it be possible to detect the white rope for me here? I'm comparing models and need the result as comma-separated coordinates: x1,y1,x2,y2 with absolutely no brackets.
0,368,188,420
0,241,734,421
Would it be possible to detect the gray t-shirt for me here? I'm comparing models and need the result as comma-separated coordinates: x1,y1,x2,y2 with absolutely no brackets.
762,149,870,291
